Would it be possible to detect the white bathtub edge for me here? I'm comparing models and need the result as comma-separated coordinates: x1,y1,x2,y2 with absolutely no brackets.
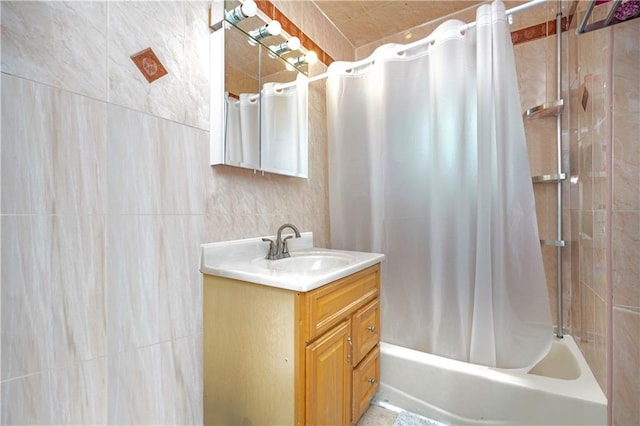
377,335,606,425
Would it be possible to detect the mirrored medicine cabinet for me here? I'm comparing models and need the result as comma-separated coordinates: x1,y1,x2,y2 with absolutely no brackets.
209,0,310,178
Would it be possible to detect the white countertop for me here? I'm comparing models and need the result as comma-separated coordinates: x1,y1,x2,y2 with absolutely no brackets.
200,232,385,292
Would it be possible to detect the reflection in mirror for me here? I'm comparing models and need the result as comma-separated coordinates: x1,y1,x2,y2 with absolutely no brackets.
224,23,260,169
210,0,311,178
260,48,309,177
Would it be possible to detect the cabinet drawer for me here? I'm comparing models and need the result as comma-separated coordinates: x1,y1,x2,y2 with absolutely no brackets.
305,264,379,342
352,345,380,424
353,298,380,365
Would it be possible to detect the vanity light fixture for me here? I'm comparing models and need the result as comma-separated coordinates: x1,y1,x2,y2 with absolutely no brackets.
269,36,301,56
289,50,318,67
248,20,282,43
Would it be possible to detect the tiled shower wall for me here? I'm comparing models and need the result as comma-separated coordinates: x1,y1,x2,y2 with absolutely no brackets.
608,18,640,424
511,6,640,424
568,9,640,425
0,1,346,423
568,2,610,396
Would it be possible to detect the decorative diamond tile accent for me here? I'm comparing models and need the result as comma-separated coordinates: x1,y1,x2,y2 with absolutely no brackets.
130,47,168,83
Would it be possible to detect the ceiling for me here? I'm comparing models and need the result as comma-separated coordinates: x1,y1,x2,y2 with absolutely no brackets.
312,1,555,48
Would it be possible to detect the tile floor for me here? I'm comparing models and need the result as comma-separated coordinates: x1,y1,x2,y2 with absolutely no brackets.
357,405,400,425
357,404,447,426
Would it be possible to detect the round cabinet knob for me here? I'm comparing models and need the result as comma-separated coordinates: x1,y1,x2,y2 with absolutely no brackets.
367,326,376,333
367,377,376,384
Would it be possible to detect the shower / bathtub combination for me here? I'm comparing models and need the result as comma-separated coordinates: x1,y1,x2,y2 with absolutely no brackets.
324,0,608,424
376,336,606,425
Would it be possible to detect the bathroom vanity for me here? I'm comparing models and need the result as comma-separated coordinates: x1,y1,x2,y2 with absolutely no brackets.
200,233,384,425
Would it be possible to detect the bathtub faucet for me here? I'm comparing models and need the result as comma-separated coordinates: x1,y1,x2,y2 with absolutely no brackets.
262,223,301,260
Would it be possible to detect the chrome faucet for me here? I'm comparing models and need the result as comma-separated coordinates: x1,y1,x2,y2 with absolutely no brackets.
262,223,301,260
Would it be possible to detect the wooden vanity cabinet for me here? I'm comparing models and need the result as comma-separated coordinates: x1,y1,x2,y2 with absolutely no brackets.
203,263,381,426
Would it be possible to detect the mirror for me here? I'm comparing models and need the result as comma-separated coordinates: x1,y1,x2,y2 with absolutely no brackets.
209,0,309,178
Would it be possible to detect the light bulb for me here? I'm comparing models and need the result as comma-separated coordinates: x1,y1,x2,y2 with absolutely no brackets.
289,51,318,67
287,37,302,51
225,0,257,25
305,51,318,65
248,20,282,41
269,36,301,55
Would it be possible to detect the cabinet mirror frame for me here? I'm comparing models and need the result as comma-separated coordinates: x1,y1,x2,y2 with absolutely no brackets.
209,0,310,178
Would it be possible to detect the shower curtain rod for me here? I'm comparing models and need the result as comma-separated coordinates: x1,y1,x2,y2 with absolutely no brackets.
308,0,547,83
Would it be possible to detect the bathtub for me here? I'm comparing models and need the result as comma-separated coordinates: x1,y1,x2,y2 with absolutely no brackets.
375,335,606,425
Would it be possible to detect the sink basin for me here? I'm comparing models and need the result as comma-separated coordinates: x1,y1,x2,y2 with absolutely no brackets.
200,232,385,292
267,252,356,273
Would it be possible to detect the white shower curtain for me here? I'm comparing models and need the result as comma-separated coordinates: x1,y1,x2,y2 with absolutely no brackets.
327,1,552,368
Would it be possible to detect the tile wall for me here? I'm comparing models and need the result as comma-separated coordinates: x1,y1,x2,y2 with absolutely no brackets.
568,7,640,424
568,2,610,394
610,16,640,422
271,0,355,63
0,1,343,423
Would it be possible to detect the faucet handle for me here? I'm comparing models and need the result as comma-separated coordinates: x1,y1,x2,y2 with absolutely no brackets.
262,238,277,260
281,236,294,258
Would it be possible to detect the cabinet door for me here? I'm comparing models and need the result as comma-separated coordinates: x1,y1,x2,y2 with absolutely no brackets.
306,320,352,425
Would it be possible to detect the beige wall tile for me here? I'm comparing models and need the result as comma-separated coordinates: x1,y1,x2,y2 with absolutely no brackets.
107,1,210,130
106,104,210,215
1,74,107,215
613,113,640,211
1,1,108,100
1,216,54,380
50,358,108,424
612,20,640,116
271,0,304,24
107,215,163,354
524,118,558,176
2,76,108,381
51,216,107,365
354,4,478,59
542,245,559,326
569,210,582,337
1,370,53,424
579,285,607,391
613,212,640,307
515,38,550,111
592,292,607,392
106,337,201,424
270,0,353,62
613,307,640,426
302,1,354,62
